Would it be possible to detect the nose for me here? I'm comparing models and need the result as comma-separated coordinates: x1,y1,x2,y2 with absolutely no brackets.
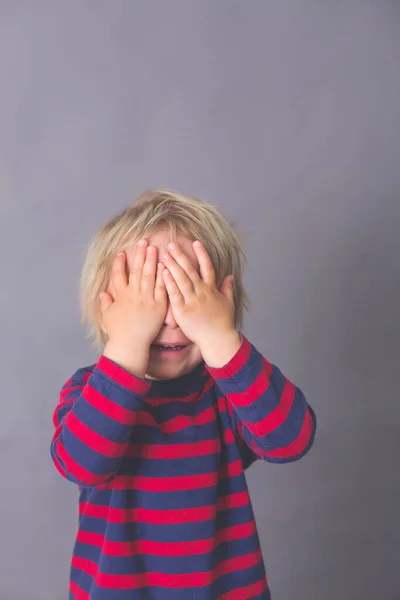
163,300,179,328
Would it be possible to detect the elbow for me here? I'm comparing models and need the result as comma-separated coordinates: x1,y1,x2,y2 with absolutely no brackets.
262,405,317,464
50,441,116,488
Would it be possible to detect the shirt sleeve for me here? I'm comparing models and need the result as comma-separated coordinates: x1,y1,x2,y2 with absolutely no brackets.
205,334,317,464
50,356,151,487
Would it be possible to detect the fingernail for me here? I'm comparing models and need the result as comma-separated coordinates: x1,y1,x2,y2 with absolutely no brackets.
168,242,177,250
193,240,202,247
164,253,171,261
138,240,147,247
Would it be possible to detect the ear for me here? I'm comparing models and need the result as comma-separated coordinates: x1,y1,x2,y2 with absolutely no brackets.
99,292,113,333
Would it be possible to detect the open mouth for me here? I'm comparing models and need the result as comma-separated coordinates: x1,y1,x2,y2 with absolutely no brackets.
151,344,188,352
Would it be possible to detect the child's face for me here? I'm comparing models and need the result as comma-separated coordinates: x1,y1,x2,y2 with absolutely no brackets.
127,228,204,381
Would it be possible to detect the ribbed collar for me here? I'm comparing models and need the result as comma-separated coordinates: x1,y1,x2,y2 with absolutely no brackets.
147,360,207,398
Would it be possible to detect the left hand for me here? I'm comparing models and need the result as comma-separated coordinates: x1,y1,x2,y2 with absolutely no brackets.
161,240,238,353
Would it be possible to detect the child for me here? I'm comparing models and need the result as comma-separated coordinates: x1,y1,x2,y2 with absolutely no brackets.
51,189,316,600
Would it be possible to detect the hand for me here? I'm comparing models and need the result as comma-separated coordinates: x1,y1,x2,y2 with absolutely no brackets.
99,240,167,375
161,240,240,361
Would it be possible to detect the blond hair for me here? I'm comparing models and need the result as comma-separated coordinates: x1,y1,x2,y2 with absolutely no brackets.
80,189,251,351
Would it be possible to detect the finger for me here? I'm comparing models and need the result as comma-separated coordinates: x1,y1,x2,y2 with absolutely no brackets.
166,242,201,288
154,262,167,303
110,252,128,294
141,245,158,294
220,274,235,302
163,252,195,300
192,241,216,286
162,267,184,306
128,240,148,292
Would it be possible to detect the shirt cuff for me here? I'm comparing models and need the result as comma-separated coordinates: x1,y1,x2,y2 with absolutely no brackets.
96,355,152,395
205,333,253,380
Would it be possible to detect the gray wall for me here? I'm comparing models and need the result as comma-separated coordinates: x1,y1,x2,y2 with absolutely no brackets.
1,1,399,599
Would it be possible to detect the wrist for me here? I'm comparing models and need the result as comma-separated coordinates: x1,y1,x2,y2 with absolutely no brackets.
200,330,242,369
103,340,150,379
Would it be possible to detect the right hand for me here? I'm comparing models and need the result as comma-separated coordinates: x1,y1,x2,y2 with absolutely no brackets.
99,240,167,351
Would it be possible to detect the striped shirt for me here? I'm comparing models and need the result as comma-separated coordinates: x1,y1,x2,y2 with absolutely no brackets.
51,334,316,599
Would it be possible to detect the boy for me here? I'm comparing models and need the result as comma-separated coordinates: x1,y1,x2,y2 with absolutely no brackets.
51,189,316,600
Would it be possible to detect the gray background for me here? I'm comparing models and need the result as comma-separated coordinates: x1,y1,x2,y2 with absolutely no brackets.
0,1,399,599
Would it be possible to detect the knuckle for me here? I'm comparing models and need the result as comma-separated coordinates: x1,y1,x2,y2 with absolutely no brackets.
186,265,196,277
141,272,152,283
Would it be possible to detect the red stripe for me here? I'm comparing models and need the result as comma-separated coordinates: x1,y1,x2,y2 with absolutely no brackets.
67,411,127,457
53,395,76,428
92,458,243,492
69,581,89,599
59,371,91,402
79,489,250,525
82,385,140,426
60,383,83,403
224,360,272,408
76,521,256,557
237,377,295,438
264,408,314,459
214,548,264,582
96,355,151,394
145,376,212,406
56,439,112,486
146,390,199,406
82,387,218,434
53,398,75,427
60,376,73,399
207,335,252,380
218,578,267,599
223,426,236,445
72,549,263,588
135,405,218,435
126,436,221,459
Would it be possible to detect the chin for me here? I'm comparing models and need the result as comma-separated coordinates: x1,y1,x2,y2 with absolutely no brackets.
145,346,203,381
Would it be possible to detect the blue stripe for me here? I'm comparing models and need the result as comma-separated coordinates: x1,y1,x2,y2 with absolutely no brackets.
74,532,261,575
79,504,254,541
73,574,271,600
213,561,269,599
241,386,307,451
79,473,248,510
90,369,147,410
73,395,134,443
265,405,317,463
62,425,122,475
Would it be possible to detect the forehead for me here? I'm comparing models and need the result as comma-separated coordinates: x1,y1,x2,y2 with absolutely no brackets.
146,229,198,264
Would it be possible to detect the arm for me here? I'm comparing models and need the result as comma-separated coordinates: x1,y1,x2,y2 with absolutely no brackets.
152,239,316,463
206,334,316,464
50,355,151,487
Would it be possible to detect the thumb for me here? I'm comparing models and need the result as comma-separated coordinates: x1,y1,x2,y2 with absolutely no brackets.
220,275,235,301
